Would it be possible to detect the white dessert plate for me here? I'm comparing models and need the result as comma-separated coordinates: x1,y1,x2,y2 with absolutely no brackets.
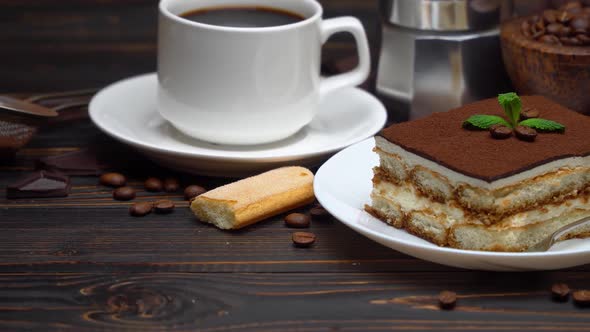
314,138,590,271
89,73,387,177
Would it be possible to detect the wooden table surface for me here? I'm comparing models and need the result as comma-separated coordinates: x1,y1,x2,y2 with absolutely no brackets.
2,0,590,331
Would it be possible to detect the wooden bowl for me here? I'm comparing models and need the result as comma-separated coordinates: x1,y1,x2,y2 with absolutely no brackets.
500,18,590,115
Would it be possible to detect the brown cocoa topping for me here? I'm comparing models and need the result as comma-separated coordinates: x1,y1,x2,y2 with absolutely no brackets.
379,96,590,182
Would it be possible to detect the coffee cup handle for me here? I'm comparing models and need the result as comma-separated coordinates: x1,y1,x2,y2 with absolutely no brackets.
319,17,371,97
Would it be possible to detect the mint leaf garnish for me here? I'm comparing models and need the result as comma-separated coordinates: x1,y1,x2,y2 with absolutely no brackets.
519,118,565,133
463,115,512,129
463,92,566,140
498,92,522,128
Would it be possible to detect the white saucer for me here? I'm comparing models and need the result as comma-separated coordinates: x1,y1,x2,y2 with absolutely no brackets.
89,74,387,177
314,138,590,271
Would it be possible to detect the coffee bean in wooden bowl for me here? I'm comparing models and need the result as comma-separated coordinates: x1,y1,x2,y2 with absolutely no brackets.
501,3,590,115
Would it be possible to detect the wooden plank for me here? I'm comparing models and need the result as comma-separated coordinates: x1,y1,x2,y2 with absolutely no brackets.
0,0,379,92
0,272,588,331
0,201,452,273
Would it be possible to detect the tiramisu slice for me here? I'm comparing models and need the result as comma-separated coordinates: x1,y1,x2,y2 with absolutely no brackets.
366,95,590,252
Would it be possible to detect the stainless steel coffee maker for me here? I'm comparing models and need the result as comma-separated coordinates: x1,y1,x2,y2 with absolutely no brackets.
377,0,513,121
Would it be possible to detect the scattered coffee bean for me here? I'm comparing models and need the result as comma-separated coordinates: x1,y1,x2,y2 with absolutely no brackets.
521,107,540,120
154,200,175,214
284,213,311,228
573,290,590,307
310,206,331,220
129,202,153,217
184,185,207,201
515,126,538,142
489,125,513,139
292,232,316,248
113,186,136,201
144,177,163,192
163,178,180,192
438,291,457,310
100,172,126,188
551,283,571,302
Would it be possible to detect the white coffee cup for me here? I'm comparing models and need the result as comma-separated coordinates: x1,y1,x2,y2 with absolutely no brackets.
158,0,370,145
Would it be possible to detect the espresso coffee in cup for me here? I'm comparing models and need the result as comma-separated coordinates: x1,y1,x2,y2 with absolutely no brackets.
158,0,370,145
181,6,305,28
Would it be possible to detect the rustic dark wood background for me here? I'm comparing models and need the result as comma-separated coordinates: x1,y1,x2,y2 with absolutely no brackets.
0,0,381,92
1,0,590,331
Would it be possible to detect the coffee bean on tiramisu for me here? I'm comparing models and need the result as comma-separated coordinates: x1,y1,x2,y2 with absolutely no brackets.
551,283,571,302
184,185,207,201
284,213,311,228
113,186,136,201
489,125,513,139
573,290,590,307
144,177,163,192
163,177,180,192
154,200,175,214
292,232,316,248
129,202,153,217
515,126,538,142
521,108,540,120
438,291,457,310
100,172,126,187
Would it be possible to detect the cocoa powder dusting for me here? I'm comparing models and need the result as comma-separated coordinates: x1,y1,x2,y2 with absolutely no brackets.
379,96,590,182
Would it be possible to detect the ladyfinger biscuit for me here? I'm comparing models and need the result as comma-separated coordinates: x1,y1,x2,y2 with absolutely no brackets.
190,167,315,230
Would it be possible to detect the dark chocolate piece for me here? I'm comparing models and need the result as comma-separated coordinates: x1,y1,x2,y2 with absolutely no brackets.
36,149,110,176
379,96,590,182
6,171,70,199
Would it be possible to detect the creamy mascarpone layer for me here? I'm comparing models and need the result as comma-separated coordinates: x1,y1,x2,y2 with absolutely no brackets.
372,180,590,230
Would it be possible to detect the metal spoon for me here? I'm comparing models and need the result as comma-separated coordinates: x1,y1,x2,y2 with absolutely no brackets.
0,88,98,117
526,216,590,252
0,96,58,117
